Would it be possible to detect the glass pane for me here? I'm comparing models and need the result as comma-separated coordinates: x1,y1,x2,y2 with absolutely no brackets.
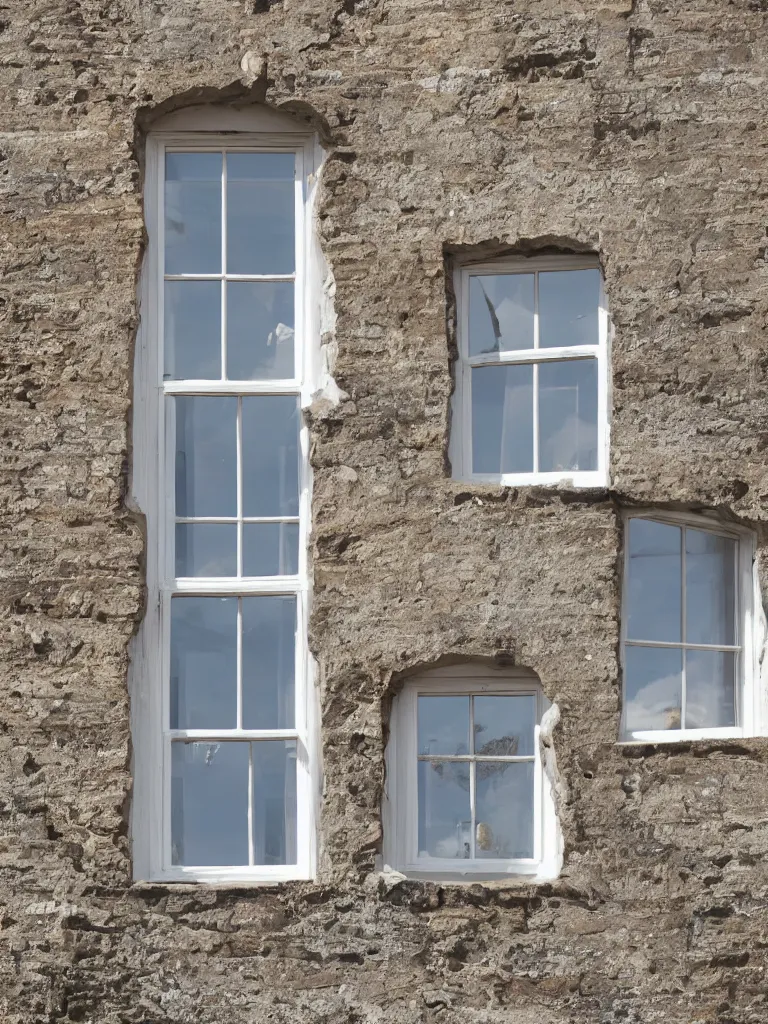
241,396,300,518
417,760,471,859
418,696,470,756
243,522,299,577
538,359,598,473
471,364,533,475
626,519,682,643
241,596,296,730
164,281,221,381
165,152,222,275
170,597,237,729
685,528,736,647
174,397,237,518
623,645,683,734
468,274,534,354
539,268,600,348
226,152,295,276
171,741,249,866
685,650,737,729
475,761,534,859
175,524,237,578
473,695,536,757
227,281,294,381
252,740,297,865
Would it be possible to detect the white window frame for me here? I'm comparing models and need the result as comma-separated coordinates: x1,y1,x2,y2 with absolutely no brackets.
619,509,764,744
130,109,324,883
383,665,560,882
450,254,610,488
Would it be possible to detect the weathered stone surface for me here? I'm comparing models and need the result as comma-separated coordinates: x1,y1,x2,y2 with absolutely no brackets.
2,0,768,1021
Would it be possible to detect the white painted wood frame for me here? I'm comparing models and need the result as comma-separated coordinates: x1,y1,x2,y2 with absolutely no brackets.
383,664,561,881
130,113,324,883
619,509,764,744
450,254,611,488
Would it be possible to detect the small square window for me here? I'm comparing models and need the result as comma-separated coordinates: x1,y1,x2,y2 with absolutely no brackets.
450,257,610,487
384,666,561,880
621,513,760,742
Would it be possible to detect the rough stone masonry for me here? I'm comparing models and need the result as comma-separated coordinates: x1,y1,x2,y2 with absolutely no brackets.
2,0,768,1021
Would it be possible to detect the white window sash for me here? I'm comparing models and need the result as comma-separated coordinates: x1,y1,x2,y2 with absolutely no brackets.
450,254,611,487
131,128,322,884
619,509,762,743
383,668,561,881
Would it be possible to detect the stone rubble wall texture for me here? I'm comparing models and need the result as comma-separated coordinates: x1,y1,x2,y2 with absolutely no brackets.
1,0,768,1021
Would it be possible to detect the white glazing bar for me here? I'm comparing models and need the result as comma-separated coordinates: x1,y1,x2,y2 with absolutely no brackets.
624,640,741,653
169,728,300,740
221,151,228,381
175,516,300,524
164,273,295,282
681,527,687,730
163,380,300,396
532,272,540,474
171,577,300,595
247,742,255,866
236,596,243,730
236,397,243,578
466,346,599,367
469,696,476,859
417,754,536,763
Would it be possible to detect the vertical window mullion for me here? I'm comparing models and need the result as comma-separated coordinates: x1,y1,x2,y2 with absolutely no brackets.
469,695,476,859
681,526,687,730
236,596,243,730
236,396,243,578
532,272,540,474
221,151,228,380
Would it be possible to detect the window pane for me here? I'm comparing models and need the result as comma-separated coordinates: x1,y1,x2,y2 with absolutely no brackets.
241,396,300,518
170,597,237,729
468,274,534,354
471,364,533,475
538,268,600,348
165,152,222,275
243,522,299,577
538,358,598,473
473,695,536,757
417,760,471,859
175,524,237,578
241,596,296,730
475,761,534,859
685,650,736,729
227,281,294,381
685,529,736,647
174,397,237,518
624,645,683,734
164,280,221,381
171,741,249,866
252,741,297,865
418,696,469,756
626,519,682,643
226,152,294,275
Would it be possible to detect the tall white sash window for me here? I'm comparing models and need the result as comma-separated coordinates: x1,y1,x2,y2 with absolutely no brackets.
131,108,321,882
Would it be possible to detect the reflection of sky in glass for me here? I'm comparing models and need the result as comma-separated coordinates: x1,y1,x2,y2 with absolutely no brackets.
538,359,598,472
468,275,534,354
418,696,469,755
475,762,533,859
417,693,537,861
624,519,739,733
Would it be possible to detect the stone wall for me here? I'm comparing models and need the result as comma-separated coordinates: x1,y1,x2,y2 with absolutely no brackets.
2,0,768,1021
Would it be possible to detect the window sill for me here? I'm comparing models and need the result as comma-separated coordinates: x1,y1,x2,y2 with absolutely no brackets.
618,727,753,745
377,866,558,888
135,867,314,886
461,471,608,489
